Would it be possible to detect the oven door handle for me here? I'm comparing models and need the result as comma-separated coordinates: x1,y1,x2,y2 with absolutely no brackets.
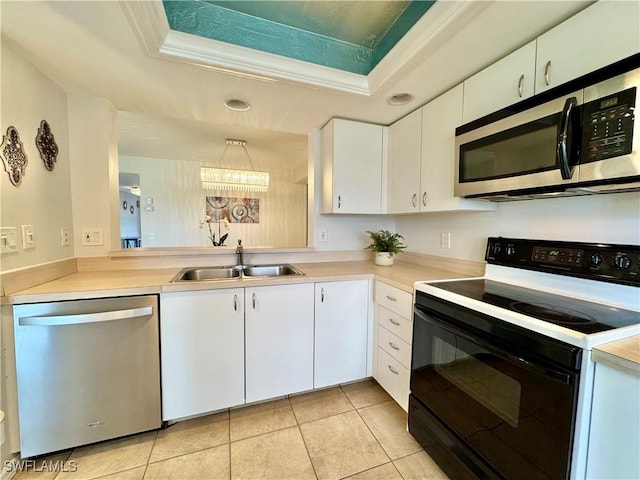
414,307,574,385
556,96,577,180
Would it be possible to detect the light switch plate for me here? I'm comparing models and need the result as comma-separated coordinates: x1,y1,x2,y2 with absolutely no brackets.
0,227,18,254
81,227,104,246
21,225,36,249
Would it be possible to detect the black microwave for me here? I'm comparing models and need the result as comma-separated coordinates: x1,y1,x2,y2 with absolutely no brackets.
454,67,639,200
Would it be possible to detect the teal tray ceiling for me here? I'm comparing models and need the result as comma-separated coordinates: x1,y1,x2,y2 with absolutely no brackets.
162,1,435,75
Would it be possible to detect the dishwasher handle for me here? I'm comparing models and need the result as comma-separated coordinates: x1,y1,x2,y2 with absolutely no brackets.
19,306,153,327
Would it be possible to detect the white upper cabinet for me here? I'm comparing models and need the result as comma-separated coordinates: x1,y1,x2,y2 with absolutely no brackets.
387,109,422,214
462,41,537,124
535,1,640,94
420,85,495,212
321,118,385,214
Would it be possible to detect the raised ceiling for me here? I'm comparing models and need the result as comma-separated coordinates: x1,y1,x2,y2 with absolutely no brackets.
163,1,434,74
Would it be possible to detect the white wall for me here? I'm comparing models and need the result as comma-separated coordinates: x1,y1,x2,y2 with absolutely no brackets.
396,192,640,262
0,41,74,272
308,128,396,251
119,156,307,248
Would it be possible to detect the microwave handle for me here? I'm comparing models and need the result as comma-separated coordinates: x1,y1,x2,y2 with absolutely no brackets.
556,97,577,180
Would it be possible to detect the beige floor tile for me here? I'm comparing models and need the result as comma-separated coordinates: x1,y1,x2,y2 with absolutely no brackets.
230,398,297,442
345,462,403,480
11,451,72,480
393,451,449,480
144,445,229,480
290,387,353,424
358,401,421,460
300,411,389,480
341,379,392,409
150,411,229,463
230,426,315,480
95,466,146,480
58,431,157,480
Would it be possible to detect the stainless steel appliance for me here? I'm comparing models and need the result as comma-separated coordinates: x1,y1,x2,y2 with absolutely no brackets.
410,238,640,479
13,295,161,458
455,58,640,200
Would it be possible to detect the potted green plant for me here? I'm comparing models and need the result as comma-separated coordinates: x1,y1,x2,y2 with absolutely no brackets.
365,229,407,266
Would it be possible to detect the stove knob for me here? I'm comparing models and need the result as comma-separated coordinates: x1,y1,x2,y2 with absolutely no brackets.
492,244,502,256
614,255,631,270
591,254,603,266
506,245,516,256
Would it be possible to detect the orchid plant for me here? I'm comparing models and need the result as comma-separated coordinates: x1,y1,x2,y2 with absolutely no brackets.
200,214,230,246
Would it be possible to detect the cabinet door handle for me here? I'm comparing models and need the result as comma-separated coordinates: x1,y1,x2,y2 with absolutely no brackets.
388,365,399,375
389,318,401,326
388,342,400,351
234,294,238,312
412,193,417,207
321,288,325,303
517,74,525,97
337,195,342,209
422,192,427,207
544,60,551,86
386,295,397,302
252,293,256,310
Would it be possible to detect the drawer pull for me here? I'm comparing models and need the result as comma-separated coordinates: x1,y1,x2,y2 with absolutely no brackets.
388,341,400,351
385,295,397,302
234,294,238,312
389,318,401,326
388,365,399,375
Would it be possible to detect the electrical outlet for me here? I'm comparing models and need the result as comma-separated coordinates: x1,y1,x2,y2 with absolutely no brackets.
0,227,18,254
318,229,328,242
21,225,36,249
440,232,451,249
81,227,104,246
61,228,70,246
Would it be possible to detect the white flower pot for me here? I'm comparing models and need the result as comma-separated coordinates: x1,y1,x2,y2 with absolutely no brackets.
374,252,394,266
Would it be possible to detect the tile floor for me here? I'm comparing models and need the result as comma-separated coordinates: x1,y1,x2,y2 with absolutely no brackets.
13,379,448,480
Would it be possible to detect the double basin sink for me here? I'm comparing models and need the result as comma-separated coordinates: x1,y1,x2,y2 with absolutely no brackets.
171,264,304,282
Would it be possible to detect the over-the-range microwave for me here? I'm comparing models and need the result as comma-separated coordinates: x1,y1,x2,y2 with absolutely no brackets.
455,59,640,201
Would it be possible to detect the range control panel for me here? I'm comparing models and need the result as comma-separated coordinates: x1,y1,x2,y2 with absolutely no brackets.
486,237,640,286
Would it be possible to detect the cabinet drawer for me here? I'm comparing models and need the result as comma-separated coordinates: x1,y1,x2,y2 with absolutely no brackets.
375,282,412,318
376,347,410,412
377,305,412,344
378,325,411,368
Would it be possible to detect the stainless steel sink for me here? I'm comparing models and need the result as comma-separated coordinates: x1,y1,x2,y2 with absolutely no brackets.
171,266,241,282
242,264,304,277
171,264,304,282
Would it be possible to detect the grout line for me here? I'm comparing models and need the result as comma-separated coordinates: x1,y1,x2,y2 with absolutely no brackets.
296,424,320,480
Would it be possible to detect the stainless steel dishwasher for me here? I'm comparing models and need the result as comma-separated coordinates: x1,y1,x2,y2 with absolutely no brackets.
13,295,161,458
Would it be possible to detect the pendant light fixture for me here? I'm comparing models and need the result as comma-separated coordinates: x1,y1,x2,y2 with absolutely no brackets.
201,139,269,193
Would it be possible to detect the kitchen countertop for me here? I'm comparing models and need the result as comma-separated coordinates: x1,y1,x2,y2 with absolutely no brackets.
592,336,640,376
3,260,473,304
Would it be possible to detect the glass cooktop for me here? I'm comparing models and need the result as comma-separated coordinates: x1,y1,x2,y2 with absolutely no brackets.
431,279,640,334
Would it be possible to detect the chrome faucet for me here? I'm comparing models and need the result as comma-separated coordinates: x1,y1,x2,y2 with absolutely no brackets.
235,239,244,268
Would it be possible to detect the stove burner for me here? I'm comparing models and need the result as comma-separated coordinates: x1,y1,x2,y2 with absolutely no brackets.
511,302,598,325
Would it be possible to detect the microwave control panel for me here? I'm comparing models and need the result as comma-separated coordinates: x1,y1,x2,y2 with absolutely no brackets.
582,86,635,163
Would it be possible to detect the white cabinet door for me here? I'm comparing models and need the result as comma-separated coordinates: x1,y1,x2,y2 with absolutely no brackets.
462,41,536,123
421,84,494,212
245,283,314,403
321,118,384,214
535,1,640,94
160,289,244,420
387,109,422,214
314,280,369,388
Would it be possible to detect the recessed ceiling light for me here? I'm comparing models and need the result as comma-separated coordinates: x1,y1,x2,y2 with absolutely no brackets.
224,98,251,112
387,93,414,106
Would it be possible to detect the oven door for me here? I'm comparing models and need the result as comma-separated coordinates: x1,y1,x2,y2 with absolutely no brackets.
410,305,579,480
455,91,582,198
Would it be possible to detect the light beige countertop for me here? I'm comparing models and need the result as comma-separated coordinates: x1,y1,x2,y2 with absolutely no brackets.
3,261,475,304
592,336,640,376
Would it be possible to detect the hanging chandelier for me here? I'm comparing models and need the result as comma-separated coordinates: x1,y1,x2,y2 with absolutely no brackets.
201,139,269,193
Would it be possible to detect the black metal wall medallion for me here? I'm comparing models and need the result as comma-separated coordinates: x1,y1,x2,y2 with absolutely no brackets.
36,120,58,171
1,126,28,186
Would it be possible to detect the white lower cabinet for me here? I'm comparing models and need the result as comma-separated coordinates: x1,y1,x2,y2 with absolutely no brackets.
160,289,245,421
314,280,369,388
373,281,414,411
245,284,315,403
